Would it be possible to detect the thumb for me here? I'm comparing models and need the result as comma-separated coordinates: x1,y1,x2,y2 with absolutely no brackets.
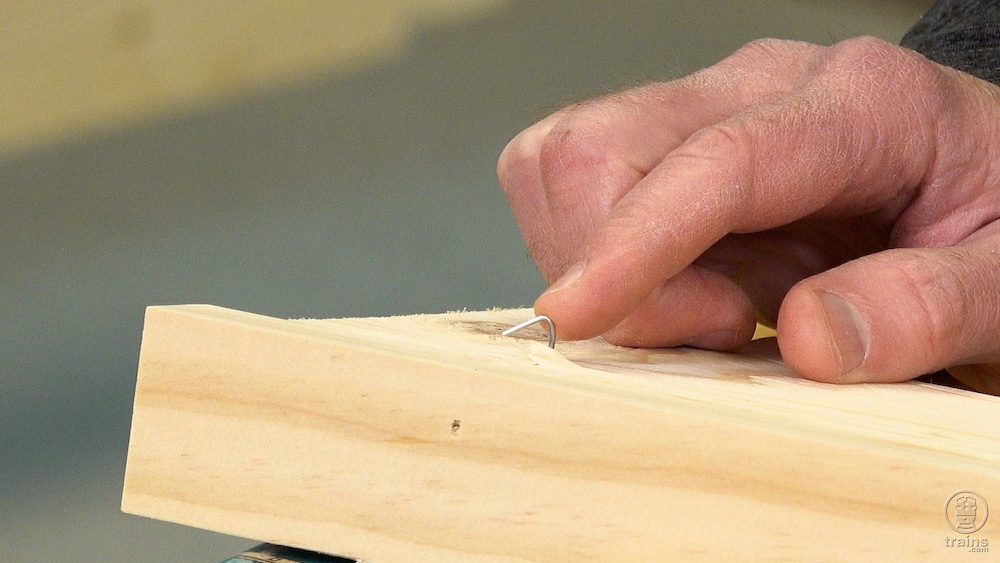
776,242,1000,385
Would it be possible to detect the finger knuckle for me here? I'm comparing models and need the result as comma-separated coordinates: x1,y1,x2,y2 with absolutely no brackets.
667,120,756,221
829,35,893,59
826,36,938,86
537,114,609,182
676,121,755,193
685,120,751,161
827,36,898,66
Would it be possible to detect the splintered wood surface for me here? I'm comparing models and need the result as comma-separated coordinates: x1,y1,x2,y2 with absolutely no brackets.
122,305,1000,562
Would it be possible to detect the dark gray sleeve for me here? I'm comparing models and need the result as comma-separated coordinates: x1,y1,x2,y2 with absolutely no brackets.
901,0,1000,85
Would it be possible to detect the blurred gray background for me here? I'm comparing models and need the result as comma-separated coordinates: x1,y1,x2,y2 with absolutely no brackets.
1,1,933,561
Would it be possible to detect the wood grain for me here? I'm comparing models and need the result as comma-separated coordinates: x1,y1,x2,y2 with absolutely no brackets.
122,305,1000,562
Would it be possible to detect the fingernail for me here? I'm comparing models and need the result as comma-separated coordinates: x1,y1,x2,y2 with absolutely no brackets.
543,263,585,296
817,291,868,379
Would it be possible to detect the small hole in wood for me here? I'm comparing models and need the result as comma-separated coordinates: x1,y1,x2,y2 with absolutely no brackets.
450,419,461,436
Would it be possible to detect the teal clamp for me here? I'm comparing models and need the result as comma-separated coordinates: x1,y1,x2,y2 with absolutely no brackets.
220,543,358,563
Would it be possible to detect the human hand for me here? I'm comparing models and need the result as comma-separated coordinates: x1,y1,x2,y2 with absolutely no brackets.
497,37,1000,394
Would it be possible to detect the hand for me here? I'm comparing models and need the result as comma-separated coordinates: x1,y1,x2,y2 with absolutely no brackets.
497,37,1000,395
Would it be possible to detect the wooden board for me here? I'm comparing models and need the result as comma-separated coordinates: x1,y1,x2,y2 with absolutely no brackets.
122,305,1000,561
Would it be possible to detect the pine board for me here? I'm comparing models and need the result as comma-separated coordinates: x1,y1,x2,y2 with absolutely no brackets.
122,305,1000,561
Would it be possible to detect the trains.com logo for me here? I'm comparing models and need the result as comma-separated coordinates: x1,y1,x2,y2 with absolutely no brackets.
944,491,989,553
946,491,989,534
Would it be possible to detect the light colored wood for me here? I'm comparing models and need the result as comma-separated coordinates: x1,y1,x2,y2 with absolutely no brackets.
0,0,505,159
123,305,1000,562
